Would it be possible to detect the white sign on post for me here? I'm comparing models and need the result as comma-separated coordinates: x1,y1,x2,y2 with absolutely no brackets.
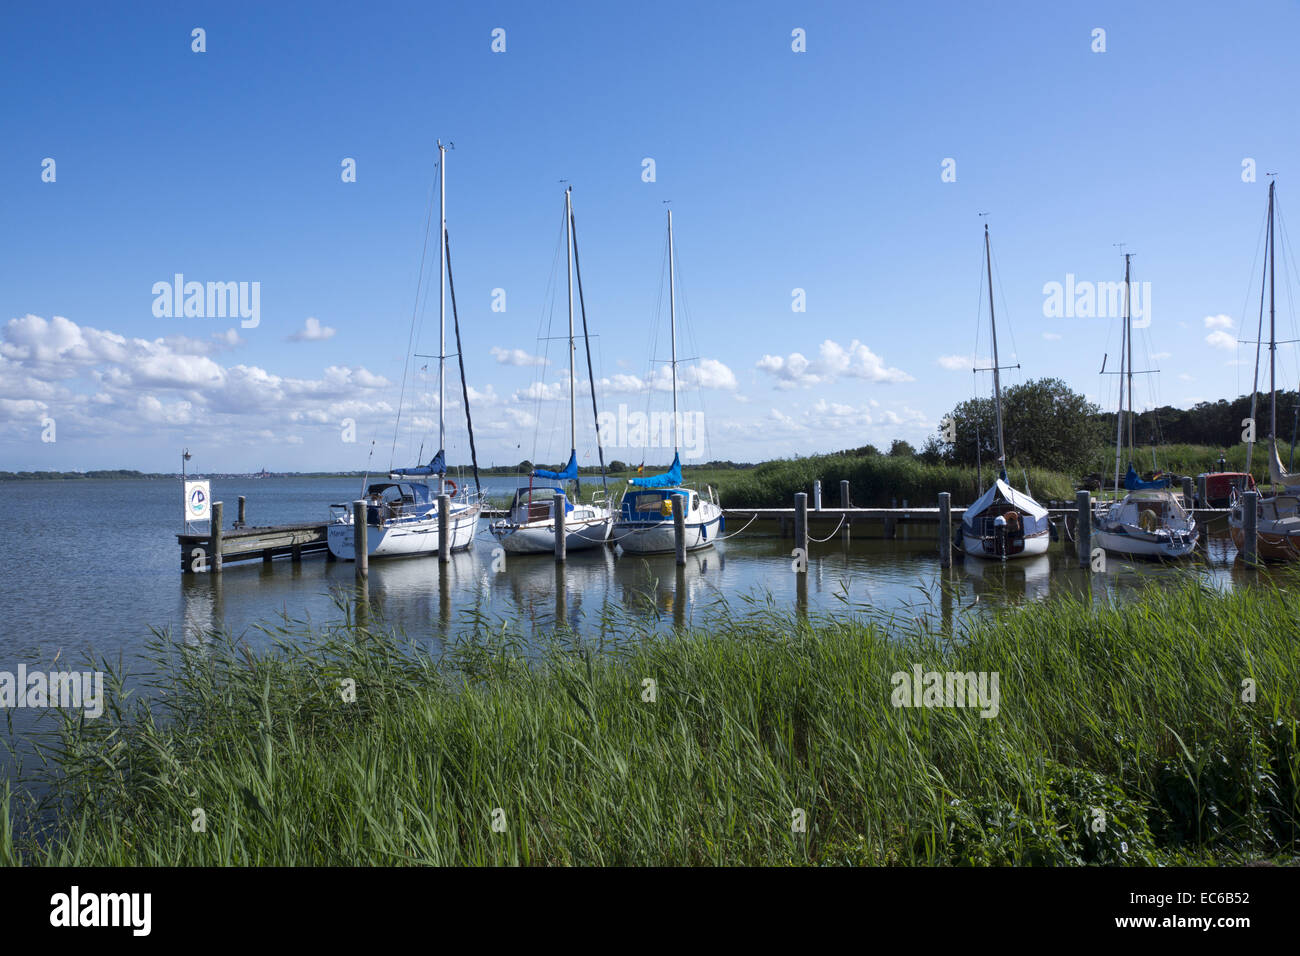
185,480,211,522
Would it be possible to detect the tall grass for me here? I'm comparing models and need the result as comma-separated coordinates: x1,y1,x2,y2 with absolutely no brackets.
692,453,1077,509
3,576,1295,866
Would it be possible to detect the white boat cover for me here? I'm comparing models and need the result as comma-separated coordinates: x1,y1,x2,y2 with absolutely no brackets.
1268,439,1300,488
963,478,1050,534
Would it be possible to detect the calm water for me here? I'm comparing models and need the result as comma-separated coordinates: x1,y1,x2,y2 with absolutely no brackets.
0,476,1265,788
0,476,1259,663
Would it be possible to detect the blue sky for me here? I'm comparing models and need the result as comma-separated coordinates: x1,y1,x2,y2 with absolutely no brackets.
3,0,1300,473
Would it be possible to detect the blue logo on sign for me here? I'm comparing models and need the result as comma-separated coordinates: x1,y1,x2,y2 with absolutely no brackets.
189,488,207,515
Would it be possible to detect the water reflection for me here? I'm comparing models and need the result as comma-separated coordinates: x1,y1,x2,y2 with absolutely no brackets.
174,519,1276,649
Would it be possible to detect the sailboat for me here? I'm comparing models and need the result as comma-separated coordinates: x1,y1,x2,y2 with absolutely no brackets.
489,187,614,554
612,208,723,554
959,223,1051,560
328,142,484,560
1229,179,1300,560
1093,252,1198,559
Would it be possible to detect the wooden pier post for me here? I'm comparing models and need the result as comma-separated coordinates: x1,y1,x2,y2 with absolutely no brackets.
938,492,952,568
1241,489,1259,566
1181,476,1194,510
352,500,368,578
209,501,223,574
673,495,686,566
1075,490,1091,569
554,491,567,562
794,492,809,572
840,479,851,544
555,563,567,627
438,494,451,564
674,564,687,629
813,480,822,512
1196,474,1208,508
237,495,247,528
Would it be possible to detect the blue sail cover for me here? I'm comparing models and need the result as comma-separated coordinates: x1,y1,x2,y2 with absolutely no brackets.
393,450,445,477
532,450,578,481
629,452,683,488
1124,464,1170,490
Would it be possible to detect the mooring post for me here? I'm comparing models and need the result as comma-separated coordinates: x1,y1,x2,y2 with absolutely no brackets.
1196,474,1208,509
555,563,567,626
1242,489,1259,566
813,480,822,512
209,501,223,574
673,495,686,566
840,479,851,543
1075,490,1091,568
438,494,451,564
554,491,567,562
352,500,368,578
237,495,247,527
1181,476,1194,511
794,491,809,572
938,492,952,568
674,564,687,629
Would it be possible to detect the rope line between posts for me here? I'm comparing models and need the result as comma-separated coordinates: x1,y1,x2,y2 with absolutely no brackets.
713,513,758,541
806,515,847,543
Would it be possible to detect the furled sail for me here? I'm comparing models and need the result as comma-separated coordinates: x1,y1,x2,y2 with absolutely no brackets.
1269,439,1300,487
1123,463,1170,490
393,450,445,477
629,451,683,489
533,450,578,481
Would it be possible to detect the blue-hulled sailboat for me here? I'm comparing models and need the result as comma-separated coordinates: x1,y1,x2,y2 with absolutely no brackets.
490,187,614,554
612,209,723,554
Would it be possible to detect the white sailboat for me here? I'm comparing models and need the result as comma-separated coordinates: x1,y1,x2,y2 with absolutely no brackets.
960,224,1051,560
490,187,614,554
1094,252,1198,559
613,208,723,554
328,141,484,560
1230,179,1300,560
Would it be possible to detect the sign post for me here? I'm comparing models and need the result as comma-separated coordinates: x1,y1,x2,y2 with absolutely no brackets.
185,479,211,531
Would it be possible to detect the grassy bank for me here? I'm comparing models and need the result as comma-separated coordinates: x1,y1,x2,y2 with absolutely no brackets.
4,577,1296,866
684,453,1077,509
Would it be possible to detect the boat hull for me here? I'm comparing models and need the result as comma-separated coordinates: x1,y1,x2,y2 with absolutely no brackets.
327,506,479,559
1093,526,1198,559
1228,523,1300,561
614,511,722,554
959,530,1050,560
491,515,613,554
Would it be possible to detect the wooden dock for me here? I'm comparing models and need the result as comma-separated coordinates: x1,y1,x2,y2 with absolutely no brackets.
178,497,510,572
723,505,1232,538
179,521,332,572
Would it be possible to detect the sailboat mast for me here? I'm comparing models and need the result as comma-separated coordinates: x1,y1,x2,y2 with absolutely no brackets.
984,225,1005,470
1269,179,1277,442
668,208,679,455
1125,253,1134,460
566,187,576,456
437,141,447,496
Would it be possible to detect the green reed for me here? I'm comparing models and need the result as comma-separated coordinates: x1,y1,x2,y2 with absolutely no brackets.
3,574,1296,866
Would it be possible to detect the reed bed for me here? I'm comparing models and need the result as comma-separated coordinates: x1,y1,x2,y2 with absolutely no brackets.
698,454,1077,510
3,577,1296,866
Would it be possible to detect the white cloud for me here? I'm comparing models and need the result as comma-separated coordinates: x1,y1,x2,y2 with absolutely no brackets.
1206,330,1237,350
289,317,336,342
491,346,548,367
0,314,393,444
758,339,910,389
1042,332,1062,341
1203,314,1234,330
